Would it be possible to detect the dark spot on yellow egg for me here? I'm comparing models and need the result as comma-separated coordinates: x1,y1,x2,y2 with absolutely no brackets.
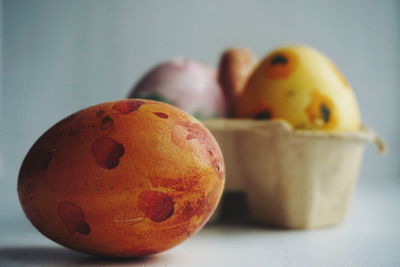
320,104,331,123
270,53,288,65
264,50,298,79
306,90,338,129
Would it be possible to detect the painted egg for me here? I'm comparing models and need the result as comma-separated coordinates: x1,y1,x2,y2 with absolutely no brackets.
237,45,361,131
128,58,227,119
18,99,225,257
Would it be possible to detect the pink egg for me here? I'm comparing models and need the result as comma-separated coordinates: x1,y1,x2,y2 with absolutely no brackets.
128,58,227,118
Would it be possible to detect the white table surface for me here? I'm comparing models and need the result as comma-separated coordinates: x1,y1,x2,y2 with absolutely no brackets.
0,183,399,267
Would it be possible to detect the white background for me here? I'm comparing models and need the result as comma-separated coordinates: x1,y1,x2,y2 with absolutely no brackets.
1,0,399,266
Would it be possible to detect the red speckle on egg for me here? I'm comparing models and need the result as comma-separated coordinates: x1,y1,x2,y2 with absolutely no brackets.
148,176,198,191
112,100,145,114
99,116,114,130
57,201,91,235
138,190,174,222
91,137,125,169
179,200,205,221
173,122,224,179
153,112,169,119
180,202,195,221
96,110,105,117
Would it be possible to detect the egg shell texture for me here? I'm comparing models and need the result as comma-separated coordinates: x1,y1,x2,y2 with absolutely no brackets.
18,99,225,257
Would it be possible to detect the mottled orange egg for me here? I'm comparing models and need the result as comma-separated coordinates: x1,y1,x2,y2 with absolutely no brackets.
18,99,225,257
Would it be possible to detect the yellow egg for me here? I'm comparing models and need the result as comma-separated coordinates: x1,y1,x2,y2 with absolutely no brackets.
236,45,361,131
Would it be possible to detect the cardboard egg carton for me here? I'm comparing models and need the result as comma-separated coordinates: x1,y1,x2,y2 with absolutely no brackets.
204,119,383,229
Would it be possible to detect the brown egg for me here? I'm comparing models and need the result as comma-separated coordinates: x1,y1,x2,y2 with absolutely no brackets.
18,99,225,257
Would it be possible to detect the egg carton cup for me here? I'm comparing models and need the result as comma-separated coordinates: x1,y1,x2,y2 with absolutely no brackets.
203,119,384,229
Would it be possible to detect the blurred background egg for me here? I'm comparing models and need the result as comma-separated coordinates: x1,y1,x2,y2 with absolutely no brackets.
237,45,361,131
18,99,225,257
128,58,227,119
